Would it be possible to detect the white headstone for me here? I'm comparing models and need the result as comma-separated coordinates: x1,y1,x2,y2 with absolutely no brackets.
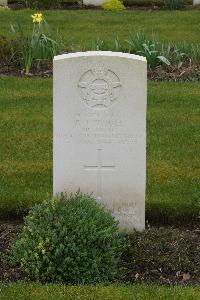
83,0,105,6
0,0,7,6
193,0,200,4
53,51,147,232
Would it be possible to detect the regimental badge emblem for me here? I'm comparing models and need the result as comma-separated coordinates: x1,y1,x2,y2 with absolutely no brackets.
78,64,122,109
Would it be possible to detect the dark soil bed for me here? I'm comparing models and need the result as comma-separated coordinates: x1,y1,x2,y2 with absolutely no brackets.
148,64,200,81
0,222,25,282
0,60,199,81
0,222,199,284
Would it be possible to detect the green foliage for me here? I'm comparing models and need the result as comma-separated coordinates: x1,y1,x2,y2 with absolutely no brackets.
125,31,200,69
164,0,185,9
30,28,197,71
126,32,170,69
5,20,198,72
90,38,109,51
10,15,63,74
10,193,124,283
24,0,60,9
101,0,126,11
173,42,200,65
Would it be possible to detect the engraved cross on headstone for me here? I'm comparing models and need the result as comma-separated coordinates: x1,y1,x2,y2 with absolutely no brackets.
84,149,115,201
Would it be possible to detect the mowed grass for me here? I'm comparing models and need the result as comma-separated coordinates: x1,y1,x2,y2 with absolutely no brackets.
0,77,52,218
0,9,199,46
147,82,199,223
0,283,199,300
0,77,199,222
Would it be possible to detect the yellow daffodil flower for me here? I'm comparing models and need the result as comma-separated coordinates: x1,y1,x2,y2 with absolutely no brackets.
31,13,43,24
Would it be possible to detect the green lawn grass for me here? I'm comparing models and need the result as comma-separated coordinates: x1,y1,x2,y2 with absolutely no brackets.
0,283,200,300
0,77,199,222
0,9,199,47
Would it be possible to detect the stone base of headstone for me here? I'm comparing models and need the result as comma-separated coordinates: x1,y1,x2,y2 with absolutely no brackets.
0,0,7,6
83,0,105,6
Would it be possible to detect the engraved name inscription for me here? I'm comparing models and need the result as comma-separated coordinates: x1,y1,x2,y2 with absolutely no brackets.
74,112,139,145
55,110,141,146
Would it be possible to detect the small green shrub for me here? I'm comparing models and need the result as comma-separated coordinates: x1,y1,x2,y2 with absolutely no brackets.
10,193,124,283
164,0,185,10
101,0,126,11
24,0,60,9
